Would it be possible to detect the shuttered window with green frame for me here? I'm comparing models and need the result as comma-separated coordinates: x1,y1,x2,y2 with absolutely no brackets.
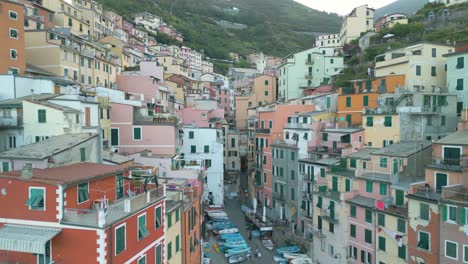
345,179,351,192
332,176,338,191
155,244,162,264
417,231,430,250
78,182,89,203
365,209,372,223
138,214,149,240
26,188,45,210
115,225,126,255
350,205,356,217
384,116,392,127
363,95,369,106
155,206,162,228
38,109,46,123
366,116,373,127
365,229,372,244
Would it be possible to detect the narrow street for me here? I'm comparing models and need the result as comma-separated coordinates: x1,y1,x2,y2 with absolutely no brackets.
205,197,276,264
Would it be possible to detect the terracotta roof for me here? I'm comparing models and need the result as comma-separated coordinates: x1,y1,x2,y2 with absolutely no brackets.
0,163,128,186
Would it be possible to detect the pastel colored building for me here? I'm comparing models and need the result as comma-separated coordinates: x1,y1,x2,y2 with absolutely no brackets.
0,133,101,172
179,106,224,128
339,5,374,45
374,42,454,92
363,112,400,148
375,13,408,32
182,127,224,205
337,75,404,127
253,104,315,208
315,34,341,48
73,0,114,40
110,102,178,155
165,192,182,264
444,45,468,117
41,0,90,36
406,131,468,264
278,47,343,101
0,0,26,75
0,163,166,264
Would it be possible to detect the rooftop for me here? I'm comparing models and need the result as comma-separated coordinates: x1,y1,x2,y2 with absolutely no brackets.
323,128,364,134
358,172,391,182
0,94,59,107
26,100,80,113
346,195,375,208
435,131,468,146
347,148,378,160
371,141,432,157
0,133,98,160
102,151,134,164
0,163,127,186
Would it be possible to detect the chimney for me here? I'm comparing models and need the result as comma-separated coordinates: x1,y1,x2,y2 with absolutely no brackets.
21,164,33,179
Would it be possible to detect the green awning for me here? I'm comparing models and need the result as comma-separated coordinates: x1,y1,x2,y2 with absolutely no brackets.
0,225,61,254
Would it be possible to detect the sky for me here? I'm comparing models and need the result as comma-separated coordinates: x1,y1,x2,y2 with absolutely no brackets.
294,0,398,15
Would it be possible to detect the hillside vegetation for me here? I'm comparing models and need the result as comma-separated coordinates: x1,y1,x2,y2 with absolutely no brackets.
97,0,342,60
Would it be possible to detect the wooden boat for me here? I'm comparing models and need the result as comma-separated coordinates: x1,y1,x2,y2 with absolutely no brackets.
283,253,308,259
218,228,239,234
274,255,288,262
229,252,250,263
224,247,250,258
289,258,313,264
262,239,274,251
277,246,300,254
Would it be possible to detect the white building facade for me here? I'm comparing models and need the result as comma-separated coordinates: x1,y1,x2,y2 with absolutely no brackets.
183,127,224,205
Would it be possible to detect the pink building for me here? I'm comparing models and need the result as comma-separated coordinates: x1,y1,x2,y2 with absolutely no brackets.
110,103,178,155
158,25,176,36
218,89,233,117
179,107,224,128
118,62,170,112
121,20,134,33
254,104,315,207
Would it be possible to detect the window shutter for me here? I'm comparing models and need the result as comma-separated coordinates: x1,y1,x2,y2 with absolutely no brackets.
443,205,448,222
460,208,466,225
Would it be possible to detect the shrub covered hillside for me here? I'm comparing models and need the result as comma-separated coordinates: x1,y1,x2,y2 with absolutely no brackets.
96,0,342,60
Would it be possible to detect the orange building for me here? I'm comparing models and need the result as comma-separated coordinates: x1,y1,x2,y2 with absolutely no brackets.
337,74,405,126
182,186,202,264
0,0,26,75
0,163,166,264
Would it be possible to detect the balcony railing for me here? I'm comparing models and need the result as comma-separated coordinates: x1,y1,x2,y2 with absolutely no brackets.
273,192,286,202
134,111,178,125
311,227,326,238
0,116,22,128
284,123,311,129
62,186,165,228
305,59,314,65
255,128,271,134
305,73,313,79
442,185,468,203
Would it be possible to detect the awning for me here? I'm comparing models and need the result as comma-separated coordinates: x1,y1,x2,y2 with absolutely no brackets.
0,225,61,254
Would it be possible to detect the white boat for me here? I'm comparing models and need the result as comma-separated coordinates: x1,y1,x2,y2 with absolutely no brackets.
283,253,309,259
218,228,239,234
207,212,228,217
202,257,211,264
262,239,274,250
228,252,250,263
289,258,313,264
274,255,288,262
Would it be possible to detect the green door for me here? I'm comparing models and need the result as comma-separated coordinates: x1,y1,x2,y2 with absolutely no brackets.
111,128,119,146
395,190,404,206
2,162,9,172
435,173,448,193
393,159,398,175
318,216,322,230
332,177,338,191
333,141,337,151
280,185,284,197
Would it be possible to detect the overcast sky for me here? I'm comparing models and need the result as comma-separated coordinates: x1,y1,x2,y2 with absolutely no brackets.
294,0,398,15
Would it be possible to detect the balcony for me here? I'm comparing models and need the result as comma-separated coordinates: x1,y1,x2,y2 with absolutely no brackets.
303,192,313,201
62,186,165,228
442,185,468,203
309,146,342,156
321,208,339,224
273,192,286,202
305,73,313,79
305,59,314,65
429,157,468,170
133,111,178,125
255,128,271,134
284,123,311,129
0,116,22,128
311,227,326,238
302,174,314,182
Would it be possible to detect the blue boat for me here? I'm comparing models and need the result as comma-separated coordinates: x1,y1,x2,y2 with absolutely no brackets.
277,246,300,254
220,237,245,243
224,242,248,248
220,233,242,239
224,247,250,258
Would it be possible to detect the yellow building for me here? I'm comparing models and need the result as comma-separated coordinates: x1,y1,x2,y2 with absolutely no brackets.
72,0,113,40
26,30,117,88
375,42,454,91
375,209,408,264
157,55,189,77
363,111,400,148
340,4,374,45
42,0,89,36
98,36,130,70
166,192,183,264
